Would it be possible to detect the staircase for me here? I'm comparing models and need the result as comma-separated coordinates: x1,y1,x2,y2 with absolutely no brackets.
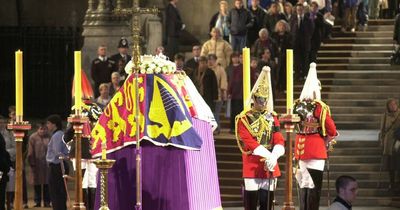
216,136,394,207
215,19,400,207
307,19,399,129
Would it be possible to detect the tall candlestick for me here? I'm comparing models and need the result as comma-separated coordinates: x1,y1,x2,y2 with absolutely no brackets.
242,47,251,110
74,51,82,114
286,49,293,114
15,50,23,120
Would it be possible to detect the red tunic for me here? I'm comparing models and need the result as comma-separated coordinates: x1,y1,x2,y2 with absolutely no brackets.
295,102,337,160
237,115,285,178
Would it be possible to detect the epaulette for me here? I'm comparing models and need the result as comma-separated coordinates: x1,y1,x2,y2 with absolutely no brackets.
234,109,253,154
108,60,115,64
94,60,100,64
313,99,331,136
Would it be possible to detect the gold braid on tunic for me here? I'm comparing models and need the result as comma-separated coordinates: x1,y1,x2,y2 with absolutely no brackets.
235,109,276,154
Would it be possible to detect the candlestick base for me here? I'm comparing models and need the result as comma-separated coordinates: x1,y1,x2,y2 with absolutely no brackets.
94,159,115,210
68,114,89,125
282,202,295,210
279,113,300,124
93,159,116,169
72,203,86,210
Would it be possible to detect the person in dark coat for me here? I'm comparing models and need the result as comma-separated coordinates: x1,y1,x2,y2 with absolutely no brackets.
394,13,400,45
0,128,11,210
90,45,116,98
195,56,218,111
227,0,254,52
264,2,285,35
110,37,131,81
309,1,324,63
290,3,314,79
165,0,184,60
271,20,292,92
247,0,267,48
185,45,201,71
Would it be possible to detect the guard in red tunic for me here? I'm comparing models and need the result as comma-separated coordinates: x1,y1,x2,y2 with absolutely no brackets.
293,63,338,210
235,67,285,210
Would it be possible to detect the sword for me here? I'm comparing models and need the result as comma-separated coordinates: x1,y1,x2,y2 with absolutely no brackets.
59,155,72,207
326,152,331,206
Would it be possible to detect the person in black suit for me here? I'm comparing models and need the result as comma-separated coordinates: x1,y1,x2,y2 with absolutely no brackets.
309,1,324,63
91,45,116,98
165,0,184,60
110,37,131,81
290,3,314,79
184,45,201,71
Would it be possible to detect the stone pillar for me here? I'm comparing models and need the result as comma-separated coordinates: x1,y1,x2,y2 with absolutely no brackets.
141,14,162,55
81,0,162,81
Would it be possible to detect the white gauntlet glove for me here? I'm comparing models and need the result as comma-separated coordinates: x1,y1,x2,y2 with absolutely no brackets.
265,154,277,171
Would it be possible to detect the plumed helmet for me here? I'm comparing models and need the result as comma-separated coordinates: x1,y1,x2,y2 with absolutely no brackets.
299,62,321,101
81,101,103,122
253,83,269,98
246,66,274,112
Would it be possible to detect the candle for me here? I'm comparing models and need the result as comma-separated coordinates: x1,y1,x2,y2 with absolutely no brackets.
101,141,107,160
286,49,293,114
74,51,82,114
15,50,23,120
242,47,251,110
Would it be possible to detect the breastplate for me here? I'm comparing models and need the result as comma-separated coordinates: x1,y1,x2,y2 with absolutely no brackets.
294,101,320,134
247,111,274,148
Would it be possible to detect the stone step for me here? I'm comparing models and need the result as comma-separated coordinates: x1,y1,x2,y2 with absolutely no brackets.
274,99,386,107
320,44,393,51
316,71,400,79
216,153,382,163
317,63,397,70
214,139,380,148
217,169,388,180
221,196,393,207
334,19,394,26
329,106,384,113
318,50,392,57
306,92,398,99
219,177,389,187
286,85,399,93
319,78,399,86
218,161,382,171
317,57,390,64
334,121,380,129
215,144,381,155
219,186,392,197
325,37,392,44
331,31,393,38
330,113,381,121
332,25,393,31
322,85,398,92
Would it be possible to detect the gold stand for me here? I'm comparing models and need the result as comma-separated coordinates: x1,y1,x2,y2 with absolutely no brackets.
68,112,89,210
279,112,300,210
7,118,31,210
114,1,158,209
93,159,115,210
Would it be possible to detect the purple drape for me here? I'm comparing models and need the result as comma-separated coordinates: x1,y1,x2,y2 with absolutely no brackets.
95,119,222,210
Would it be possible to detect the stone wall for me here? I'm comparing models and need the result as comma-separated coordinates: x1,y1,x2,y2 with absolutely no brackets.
0,0,87,26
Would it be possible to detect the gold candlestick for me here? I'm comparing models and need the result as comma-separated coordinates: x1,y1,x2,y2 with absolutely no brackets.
279,113,300,210
94,159,115,210
113,2,158,209
68,112,89,210
7,121,31,210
